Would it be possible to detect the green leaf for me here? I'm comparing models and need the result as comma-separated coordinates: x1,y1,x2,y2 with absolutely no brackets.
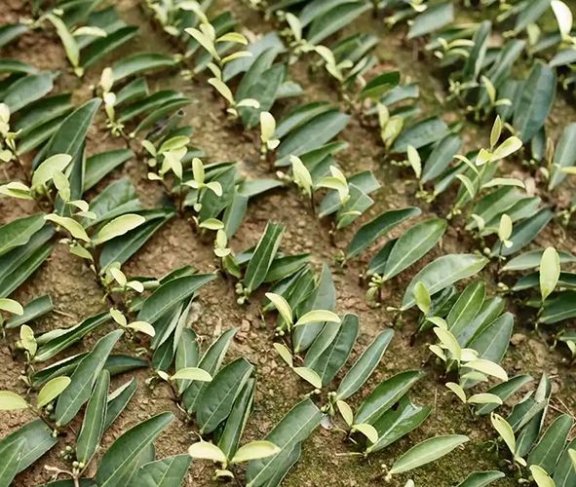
243,223,284,294
549,123,576,190
402,254,489,310
92,214,146,246
475,375,533,416
503,249,576,272
389,435,469,476
129,455,191,487
307,2,370,44
35,312,110,362
0,438,25,487
0,419,57,473
104,378,137,431
336,329,394,401
455,470,505,487
528,414,573,473
540,291,576,324
3,73,54,113
277,110,349,163
311,313,358,386
447,282,485,339
218,379,255,460
54,330,122,426
246,398,322,487
0,23,28,48
292,263,336,353
392,117,450,153
0,391,28,410
467,313,514,364
37,376,70,409
0,215,45,260
111,52,176,82
346,207,421,259
188,441,227,463
408,2,454,38
512,63,556,143
81,27,138,70
422,134,462,184
360,71,400,100
96,412,175,487
84,149,133,191
355,370,425,425
6,295,53,329
38,98,100,164
540,247,560,302
414,281,431,315
382,219,447,281
183,329,236,414
231,441,281,464
197,358,254,434
76,370,109,464
367,397,432,454
137,274,216,324
175,329,200,394
553,438,576,487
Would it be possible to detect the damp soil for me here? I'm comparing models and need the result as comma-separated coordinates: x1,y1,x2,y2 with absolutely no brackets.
1,1,576,486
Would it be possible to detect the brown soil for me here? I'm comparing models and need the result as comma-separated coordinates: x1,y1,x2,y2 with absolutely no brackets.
1,1,575,487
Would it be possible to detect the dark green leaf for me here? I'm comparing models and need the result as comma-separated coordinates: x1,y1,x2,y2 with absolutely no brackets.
129,455,191,487
243,222,284,294
246,398,322,487
138,274,216,324
402,254,490,310
346,207,421,259
54,330,122,426
336,329,394,401
183,329,236,414
367,397,431,453
355,370,425,425
218,379,255,460
197,358,254,434
96,412,175,487
76,369,110,464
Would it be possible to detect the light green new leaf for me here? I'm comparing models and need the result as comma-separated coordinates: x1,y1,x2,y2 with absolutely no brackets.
0,391,28,410
44,214,90,242
92,214,146,246
170,367,212,382
294,310,340,327
37,376,70,408
530,465,555,487
32,154,73,189
293,367,322,389
540,247,560,302
188,441,227,463
490,413,517,459
388,435,469,476
265,292,293,325
231,441,281,464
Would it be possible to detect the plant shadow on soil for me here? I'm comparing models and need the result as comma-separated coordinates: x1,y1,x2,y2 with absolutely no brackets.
1,0,576,486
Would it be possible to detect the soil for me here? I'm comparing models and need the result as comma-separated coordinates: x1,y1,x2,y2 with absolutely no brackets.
1,1,575,487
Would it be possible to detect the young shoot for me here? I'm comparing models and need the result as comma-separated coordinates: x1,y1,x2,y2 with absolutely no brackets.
0,103,18,164
188,439,280,480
